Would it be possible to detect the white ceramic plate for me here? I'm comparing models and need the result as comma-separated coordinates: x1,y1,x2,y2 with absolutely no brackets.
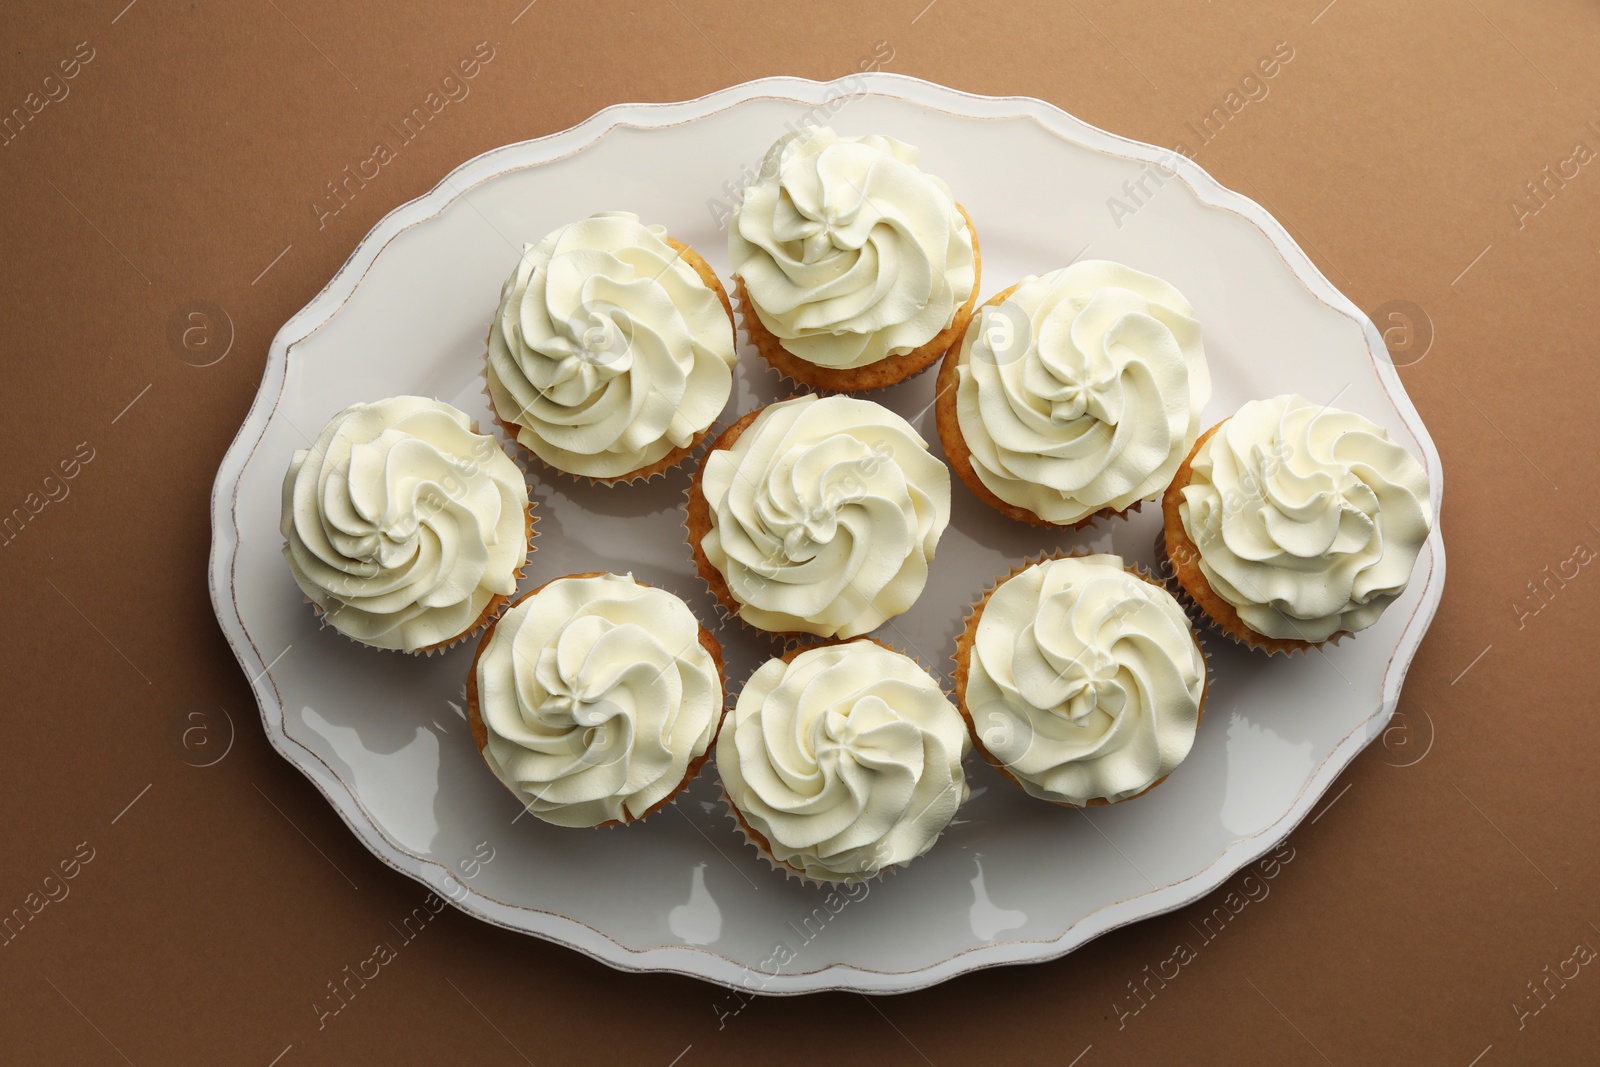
208,74,1445,995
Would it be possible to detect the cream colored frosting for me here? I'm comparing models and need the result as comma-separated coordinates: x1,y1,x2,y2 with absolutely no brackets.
965,554,1204,805
718,641,969,882
699,394,951,637
729,126,976,369
485,211,736,478
955,261,1209,524
280,396,528,652
475,572,721,827
1178,394,1433,642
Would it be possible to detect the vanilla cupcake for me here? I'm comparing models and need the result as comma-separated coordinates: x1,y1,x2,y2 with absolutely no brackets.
280,396,532,654
936,261,1209,528
954,554,1207,807
718,640,969,883
729,127,980,391
466,572,724,827
485,211,737,482
1162,395,1433,653
686,393,951,638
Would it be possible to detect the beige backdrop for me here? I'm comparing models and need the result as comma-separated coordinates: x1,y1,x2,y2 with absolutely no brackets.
2,0,1597,1064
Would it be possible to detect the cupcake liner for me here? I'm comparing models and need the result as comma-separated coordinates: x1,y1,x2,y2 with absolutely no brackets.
732,280,953,397
1069,496,1145,534
305,498,538,658
949,494,1147,537
480,364,720,489
1168,573,1329,658
1147,526,1182,590
467,571,731,828
730,203,982,395
951,549,1211,807
715,786,907,890
715,637,965,887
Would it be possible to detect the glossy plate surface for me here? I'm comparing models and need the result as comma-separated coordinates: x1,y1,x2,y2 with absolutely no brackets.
208,74,1445,994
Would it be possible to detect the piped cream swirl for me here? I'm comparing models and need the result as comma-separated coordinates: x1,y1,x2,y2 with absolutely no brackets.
486,211,735,478
718,641,969,882
1178,395,1433,641
280,396,529,652
955,261,1209,523
729,127,976,369
699,394,951,637
965,555,1204,805
475,573,722,827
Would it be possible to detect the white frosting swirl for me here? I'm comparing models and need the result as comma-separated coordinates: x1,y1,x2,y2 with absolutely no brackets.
475,573,722,827
485,211,736,478
965,555,1204,805
955,261,1209,523
729,127,976,369
1178,395,1433,642
699,394,951,637
280,396,528,652
718,642,969,882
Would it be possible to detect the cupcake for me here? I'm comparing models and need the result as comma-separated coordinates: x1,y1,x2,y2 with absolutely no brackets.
728,126,980,391
954,553,1207,807
936,261,1209,528
466,572,725,827
718,639,969,883
280,396,532,654
484,211,737,482
686,393,951,638
1162,394,1433,653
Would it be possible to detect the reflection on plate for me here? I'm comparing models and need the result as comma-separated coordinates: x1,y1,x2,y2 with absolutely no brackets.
209,74,1444,994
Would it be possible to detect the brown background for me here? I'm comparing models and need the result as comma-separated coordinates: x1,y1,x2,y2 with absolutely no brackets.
3,0,1597,1063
